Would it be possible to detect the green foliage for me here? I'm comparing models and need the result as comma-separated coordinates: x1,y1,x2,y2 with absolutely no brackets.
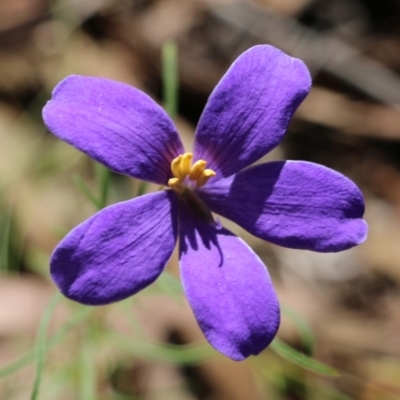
0,304,94,379
96,163,111,209
270,338,339,377
30,293,63,400
0,209,12,273
162,41,179,119
72,161,112,210
281,304,315,356
78,341,97,400
72,174,103,210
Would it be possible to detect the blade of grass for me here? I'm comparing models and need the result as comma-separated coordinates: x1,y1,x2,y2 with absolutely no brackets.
155,271,183,303
72,175,102,210
281,304,315,356
95,162,111,209
0,210,12,273
0,304,94,379
0,351,33,379
162,41,179,119
270,338,339,377
136,181,148,197
109,332,215,365
114,395,139,400
30,293,63,400
78,341,97,400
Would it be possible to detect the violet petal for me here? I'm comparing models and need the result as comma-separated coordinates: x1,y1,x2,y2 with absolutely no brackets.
179,201,280,361
51,191,178,305
43,75,184,185
199,161,367,252
194,45,311,179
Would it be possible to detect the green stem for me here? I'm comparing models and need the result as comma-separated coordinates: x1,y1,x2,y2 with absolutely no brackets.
0,210,12,273
162,41,179,119
30,293,63,400
72,175,102,210
0,304,93,379
95,163,111,209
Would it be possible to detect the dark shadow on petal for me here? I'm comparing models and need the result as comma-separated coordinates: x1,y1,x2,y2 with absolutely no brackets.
178,197,227,268
226,161,286,227
198,161,285,233
198,161,367,252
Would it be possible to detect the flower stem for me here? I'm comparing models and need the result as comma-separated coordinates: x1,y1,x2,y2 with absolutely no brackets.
162,41,179,119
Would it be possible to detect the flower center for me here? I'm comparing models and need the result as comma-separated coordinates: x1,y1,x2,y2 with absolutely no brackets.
168,152,216,194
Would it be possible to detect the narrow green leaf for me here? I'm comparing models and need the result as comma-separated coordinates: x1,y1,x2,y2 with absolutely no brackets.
0,304,93,379
155,271,183,303
113,395,138,400
30,293,63,400
49,306,94,346
281,304,315,356
0,351,32,379
52,225,70,239
110,332,214,365
270,338,339,377
113,392,139,400
95,162,111,209
72,175,102,209
162,41,179,119
136,181,148,197
0,210,12,273
78,341,97,400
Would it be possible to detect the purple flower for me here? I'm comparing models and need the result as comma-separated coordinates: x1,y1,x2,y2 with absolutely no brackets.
43,45,367,361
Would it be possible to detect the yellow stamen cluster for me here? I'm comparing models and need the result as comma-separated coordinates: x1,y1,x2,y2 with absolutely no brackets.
168,152,216,193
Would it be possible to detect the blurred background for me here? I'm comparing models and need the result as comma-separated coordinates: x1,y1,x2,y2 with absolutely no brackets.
1,0,400,399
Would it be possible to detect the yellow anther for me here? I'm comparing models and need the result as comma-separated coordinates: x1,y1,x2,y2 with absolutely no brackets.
196,169,216,188
168,177,183,193
169,153,216,191
188,160,207,180
171,155,183,179
179,153,193,178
